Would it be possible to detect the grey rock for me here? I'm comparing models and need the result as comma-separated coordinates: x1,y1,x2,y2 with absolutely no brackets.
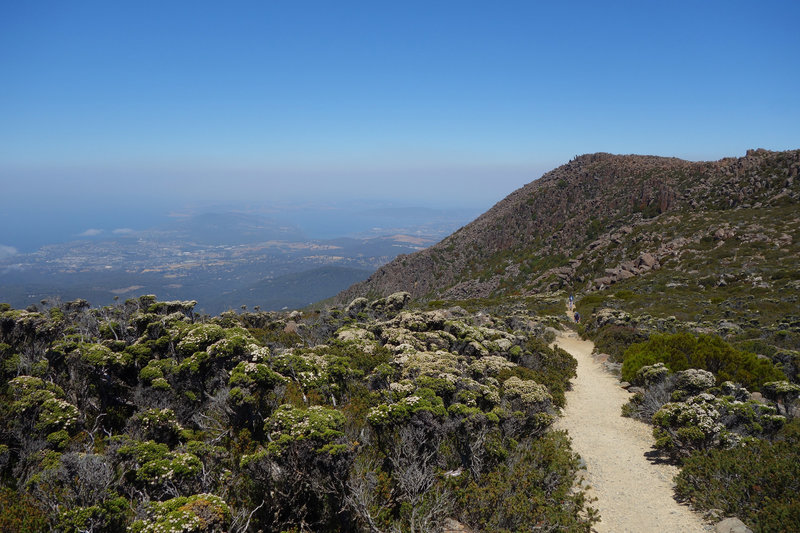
638,252,658,268
715,517,752,533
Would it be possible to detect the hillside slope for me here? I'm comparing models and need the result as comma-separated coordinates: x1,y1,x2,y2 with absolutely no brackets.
338,149,800,309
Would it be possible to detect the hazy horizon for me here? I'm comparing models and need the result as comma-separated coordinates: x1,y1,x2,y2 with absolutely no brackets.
0,197,486,253
2,1,799,253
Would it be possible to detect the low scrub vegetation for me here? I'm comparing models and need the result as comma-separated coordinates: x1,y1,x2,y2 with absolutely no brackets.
675,420,800,532
0,294,595,532
620,332,785,391
616,329,799,531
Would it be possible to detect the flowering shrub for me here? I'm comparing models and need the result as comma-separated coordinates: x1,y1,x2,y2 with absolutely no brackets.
367,389,448,427
57,496,129,533
129,408,184,445
502,376,551,407
8,376,80,449
174,324,226,356
0,298,589,531
470,356,517,377
129,493,231,533
116,440,202,492
674,368,716,393
653,393,785,458
633,362,670,386
266,404,347,455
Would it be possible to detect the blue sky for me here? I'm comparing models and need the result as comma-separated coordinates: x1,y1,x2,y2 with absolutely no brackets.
1,0,799,247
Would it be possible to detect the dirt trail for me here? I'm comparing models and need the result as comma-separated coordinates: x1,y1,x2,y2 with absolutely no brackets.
553,328,710,532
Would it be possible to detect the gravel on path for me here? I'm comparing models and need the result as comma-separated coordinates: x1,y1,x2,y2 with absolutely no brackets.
552,329,711,533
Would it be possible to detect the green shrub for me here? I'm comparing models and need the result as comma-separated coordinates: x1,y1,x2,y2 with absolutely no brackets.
592,324,648,363
621,333,785,390
652,393,784,458
510,339,576,407
267,404,348,456
675,425,800,532
453,431,597,532
57,496,130,533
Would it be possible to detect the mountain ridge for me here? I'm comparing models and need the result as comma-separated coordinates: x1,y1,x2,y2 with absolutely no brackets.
338,148,800,304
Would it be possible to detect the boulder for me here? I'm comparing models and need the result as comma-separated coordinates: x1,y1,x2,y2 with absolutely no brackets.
715,517,752,533
713,227,735,240
617,269,635,280
637,252,658,269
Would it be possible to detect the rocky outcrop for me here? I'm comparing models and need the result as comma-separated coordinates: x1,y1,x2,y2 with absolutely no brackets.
591,252,661,289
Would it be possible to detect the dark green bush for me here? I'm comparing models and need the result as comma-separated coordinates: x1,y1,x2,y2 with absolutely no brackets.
621,333,785,390
675,420,800,532
454,431,596,532
592,324,648,363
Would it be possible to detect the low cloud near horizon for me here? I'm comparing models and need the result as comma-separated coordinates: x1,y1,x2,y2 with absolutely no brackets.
0,244,18,259
78,228,104,237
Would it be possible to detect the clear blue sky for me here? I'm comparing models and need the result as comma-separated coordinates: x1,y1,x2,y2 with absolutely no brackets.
1,0,798,235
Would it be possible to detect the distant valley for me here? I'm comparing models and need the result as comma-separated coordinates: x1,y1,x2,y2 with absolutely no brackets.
0,207,478,313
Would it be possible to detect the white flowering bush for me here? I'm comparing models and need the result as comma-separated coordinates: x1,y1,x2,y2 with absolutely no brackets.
674,368,716,393
174,324,226,356
116,440,202,492
502,377,551,407
246,343,270,362
470,356,517,377
266,404,348,455
633,362,670,386
8,376,80,449
367,388,447,427
380,327,425,351
398,350,464,380
129,408,184,445
653,392,785,458
79,342,133,368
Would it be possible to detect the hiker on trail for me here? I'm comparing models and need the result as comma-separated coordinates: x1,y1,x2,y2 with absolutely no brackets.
568,294,574,310
574,311,580,323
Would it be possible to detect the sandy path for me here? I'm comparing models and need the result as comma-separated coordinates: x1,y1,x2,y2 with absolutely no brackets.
553,329,710,533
